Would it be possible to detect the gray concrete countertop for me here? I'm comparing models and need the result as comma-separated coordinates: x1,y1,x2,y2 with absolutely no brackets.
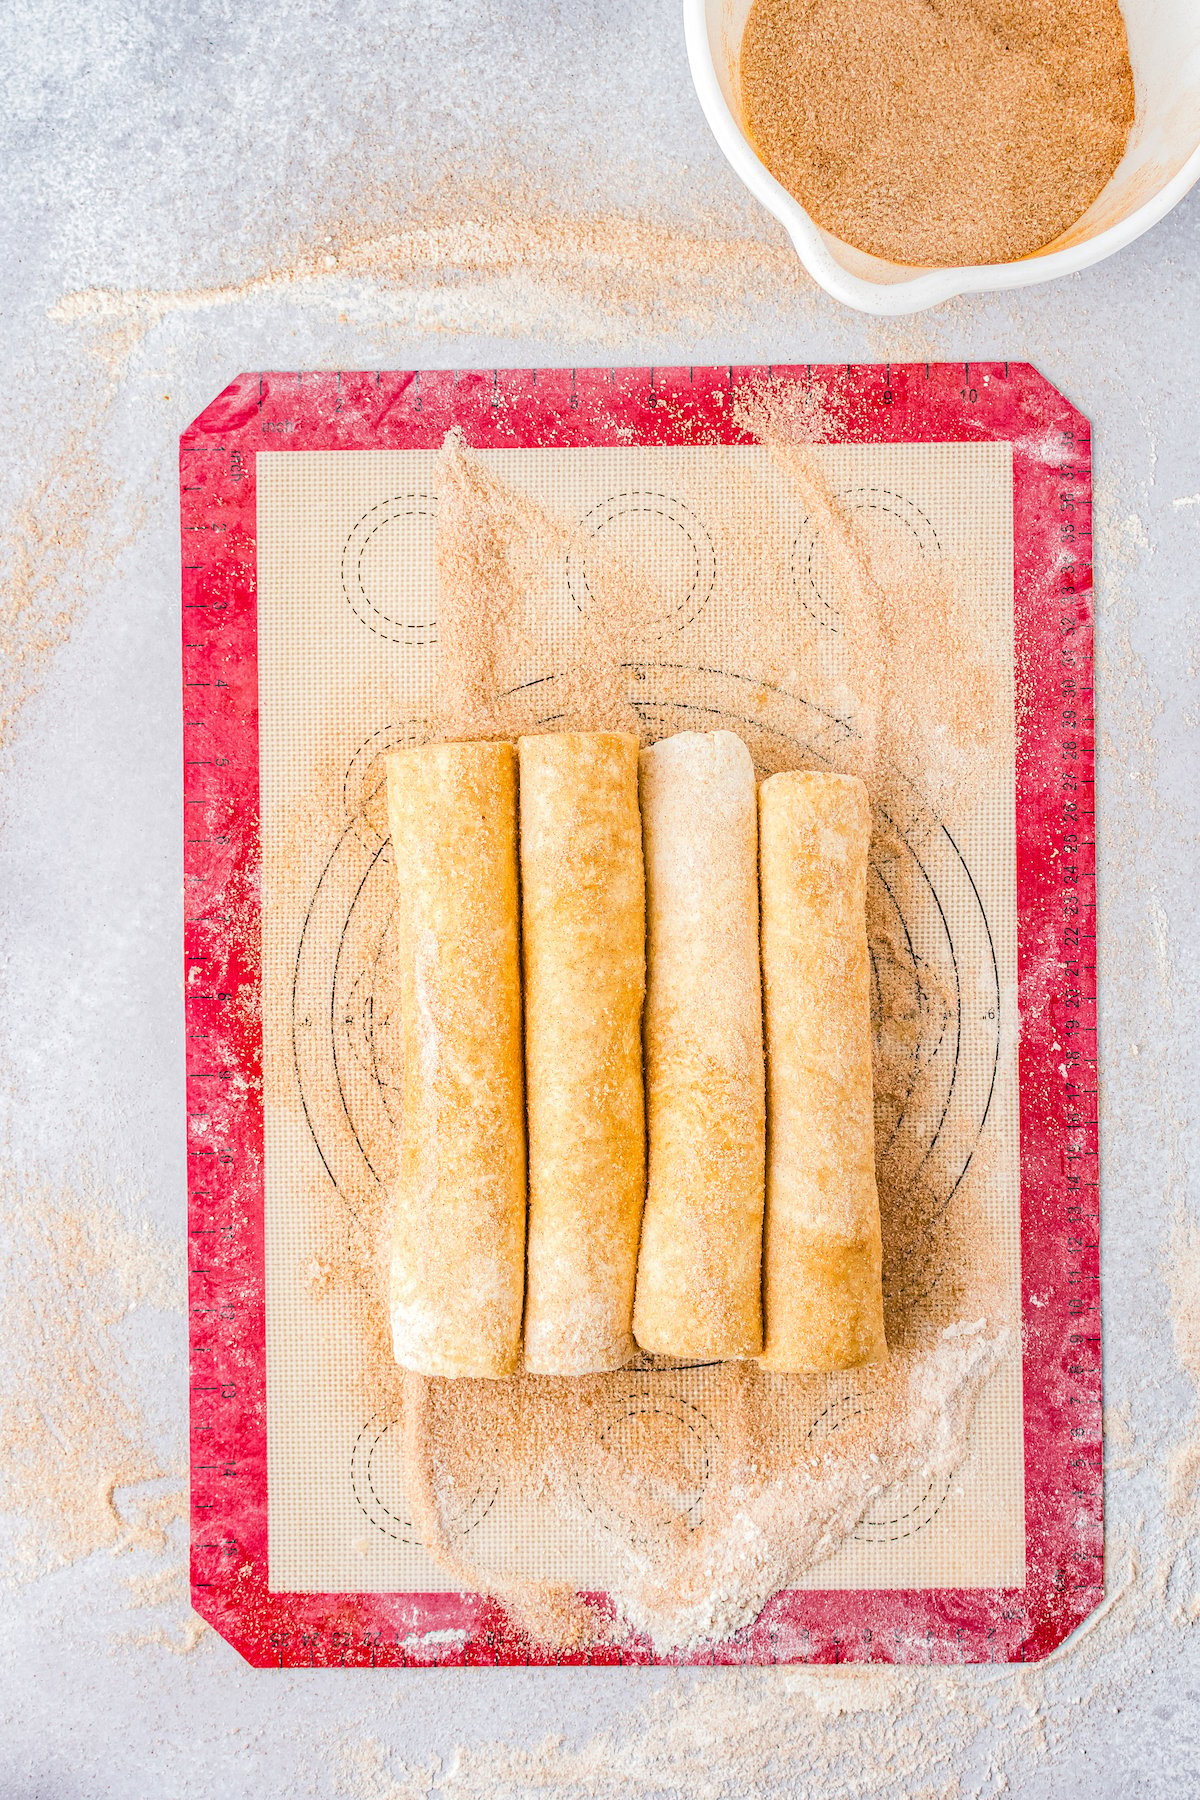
1,2,1197,1795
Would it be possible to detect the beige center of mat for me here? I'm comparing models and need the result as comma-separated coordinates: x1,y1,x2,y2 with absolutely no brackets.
259,442,1023,1603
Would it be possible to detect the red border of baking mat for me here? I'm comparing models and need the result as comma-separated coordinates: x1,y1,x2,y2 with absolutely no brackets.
182,364,1100,1668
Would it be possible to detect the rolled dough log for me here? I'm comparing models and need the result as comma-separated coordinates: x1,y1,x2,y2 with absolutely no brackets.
632,730,766,1359
758,769,887,1371
385,740,526,1378
519,732,646,1374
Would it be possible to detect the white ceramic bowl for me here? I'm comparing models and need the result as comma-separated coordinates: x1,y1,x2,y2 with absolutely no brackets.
685,0,1200,315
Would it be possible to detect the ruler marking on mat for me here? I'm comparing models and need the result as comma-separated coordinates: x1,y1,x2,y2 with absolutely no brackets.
181,436,256,1615
1052,415,1102,1605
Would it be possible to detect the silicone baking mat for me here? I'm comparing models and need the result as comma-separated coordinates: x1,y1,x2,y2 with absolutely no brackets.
183,364,1100,1666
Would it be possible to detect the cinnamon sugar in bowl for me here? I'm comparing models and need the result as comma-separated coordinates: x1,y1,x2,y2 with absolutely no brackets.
684,0,1200,314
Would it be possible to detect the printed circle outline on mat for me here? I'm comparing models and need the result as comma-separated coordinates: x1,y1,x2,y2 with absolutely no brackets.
632,1350,727,1374
292,717,439,1208
791,487,943,632
852,1466,954,1545
350,1414,499,1546
341,719,428,844
293,825,400,1210
868,854,947,1167
566,492,717,633
805,1394,872,1442
340,495,439,644
337,921,404,1119
575,1387,718,1546
801,1394,952,1543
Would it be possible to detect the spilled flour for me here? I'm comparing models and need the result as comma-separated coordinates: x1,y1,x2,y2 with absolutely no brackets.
0,1167,185,1582
394,1324,1007,1651
1165,1214,1200,1559
328,1662,1032,1800
0,431,126,776
288,394,1019,1653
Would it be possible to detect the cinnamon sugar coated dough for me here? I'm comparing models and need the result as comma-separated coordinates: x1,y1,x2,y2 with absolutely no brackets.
633,730,766,1359
739,0,1135,266
385,741,526,1377
519,731,647,1375
759,770,886,1372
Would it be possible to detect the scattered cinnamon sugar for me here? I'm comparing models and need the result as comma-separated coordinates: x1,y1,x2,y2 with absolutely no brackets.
739,0,1135,266
733,375,1007,823
49,182,810,357
114,1562,211,1656
431,431,654,742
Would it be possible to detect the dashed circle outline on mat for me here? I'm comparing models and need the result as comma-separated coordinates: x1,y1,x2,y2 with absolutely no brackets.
340,494,439,644
791,487,942,632
350,1413,499,1546
804,1400,951,1543
341,719,428,838
852,1467,954,1545
566,491,717,632
575,1389,718,1545
350,1417,419,1544
806,1396,871,1442
337,924,404,1125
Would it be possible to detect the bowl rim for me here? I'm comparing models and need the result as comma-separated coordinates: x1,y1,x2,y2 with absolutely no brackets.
683,0,1200,316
